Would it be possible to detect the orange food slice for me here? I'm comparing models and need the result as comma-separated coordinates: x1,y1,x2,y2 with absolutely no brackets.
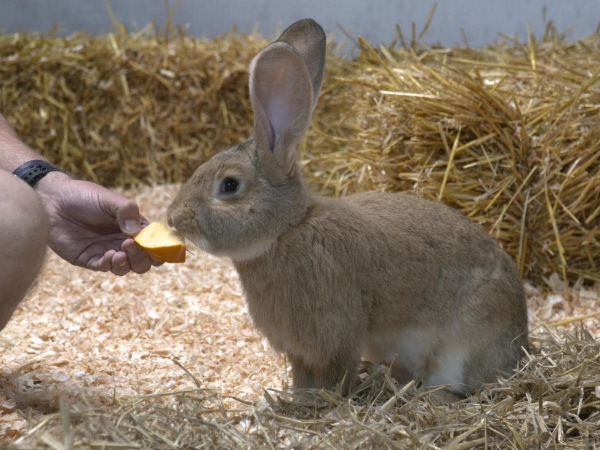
133,222,186,263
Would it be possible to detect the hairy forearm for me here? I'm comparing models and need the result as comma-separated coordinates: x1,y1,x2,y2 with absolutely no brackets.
0,112,49,172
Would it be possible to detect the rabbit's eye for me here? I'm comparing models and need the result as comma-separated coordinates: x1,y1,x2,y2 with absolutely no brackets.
221,177,239,194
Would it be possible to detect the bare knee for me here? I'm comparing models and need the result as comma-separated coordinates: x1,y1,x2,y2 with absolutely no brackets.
0,170,49,329
0,170,49,250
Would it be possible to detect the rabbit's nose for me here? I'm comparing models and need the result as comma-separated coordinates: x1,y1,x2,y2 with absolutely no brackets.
166,208,179,230
167,209,185,231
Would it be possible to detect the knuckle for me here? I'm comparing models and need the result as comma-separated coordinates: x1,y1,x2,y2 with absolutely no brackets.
123,200,139,213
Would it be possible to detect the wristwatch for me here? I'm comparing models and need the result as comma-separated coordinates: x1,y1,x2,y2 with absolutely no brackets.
12,160,64,188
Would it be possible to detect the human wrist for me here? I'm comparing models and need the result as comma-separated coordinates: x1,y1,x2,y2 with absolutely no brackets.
34,170,72,206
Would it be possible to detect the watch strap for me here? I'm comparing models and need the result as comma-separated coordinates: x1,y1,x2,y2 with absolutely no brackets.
12,160,63,187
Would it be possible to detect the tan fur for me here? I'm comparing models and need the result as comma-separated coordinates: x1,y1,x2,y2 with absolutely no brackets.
168,19,529,397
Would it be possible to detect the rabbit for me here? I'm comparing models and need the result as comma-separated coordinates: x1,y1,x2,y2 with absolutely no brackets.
167,18,529,398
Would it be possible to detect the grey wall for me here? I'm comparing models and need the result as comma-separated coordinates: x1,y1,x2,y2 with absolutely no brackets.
0,0,599,47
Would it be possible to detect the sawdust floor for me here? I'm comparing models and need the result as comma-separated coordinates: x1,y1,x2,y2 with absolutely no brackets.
1,184,599,440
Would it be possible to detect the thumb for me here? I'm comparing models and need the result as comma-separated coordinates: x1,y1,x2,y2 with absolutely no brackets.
98,189,141,235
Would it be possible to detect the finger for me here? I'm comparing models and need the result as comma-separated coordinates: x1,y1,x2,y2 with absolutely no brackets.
87,250,116,272
112,250,128,267
110,251,131,276
97,190,141,236
150,259,165,267
122,239,152,274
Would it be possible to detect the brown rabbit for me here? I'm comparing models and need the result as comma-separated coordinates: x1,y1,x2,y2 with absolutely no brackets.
167,18,529,397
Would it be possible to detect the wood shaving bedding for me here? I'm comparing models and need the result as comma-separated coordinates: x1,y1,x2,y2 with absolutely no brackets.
0,184,598,441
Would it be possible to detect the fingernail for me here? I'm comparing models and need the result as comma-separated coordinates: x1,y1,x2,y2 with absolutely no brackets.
118,260,127,267
124,219,140,234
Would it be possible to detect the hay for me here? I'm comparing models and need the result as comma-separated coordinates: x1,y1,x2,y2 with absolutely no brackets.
1,16,600,284
6,324,600,448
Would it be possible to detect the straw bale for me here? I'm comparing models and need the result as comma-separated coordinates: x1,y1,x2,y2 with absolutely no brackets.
0,184,598,448
0,26,267,187
302,27,600,286
1,21,599,284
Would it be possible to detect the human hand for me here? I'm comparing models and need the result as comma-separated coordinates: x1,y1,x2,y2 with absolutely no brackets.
36,172,162,275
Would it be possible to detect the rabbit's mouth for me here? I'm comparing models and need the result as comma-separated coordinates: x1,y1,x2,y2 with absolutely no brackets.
186,233,215,255
188,232,276,262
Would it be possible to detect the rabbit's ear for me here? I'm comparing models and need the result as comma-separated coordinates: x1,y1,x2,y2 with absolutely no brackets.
249,42,313,175
276,19,326,111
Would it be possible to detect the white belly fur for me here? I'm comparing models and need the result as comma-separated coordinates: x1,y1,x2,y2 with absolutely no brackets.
362,328,469,394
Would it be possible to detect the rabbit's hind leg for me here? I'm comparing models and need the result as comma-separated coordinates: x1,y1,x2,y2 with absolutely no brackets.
423,340,471,396
461,325,528,393
362,327,435,384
